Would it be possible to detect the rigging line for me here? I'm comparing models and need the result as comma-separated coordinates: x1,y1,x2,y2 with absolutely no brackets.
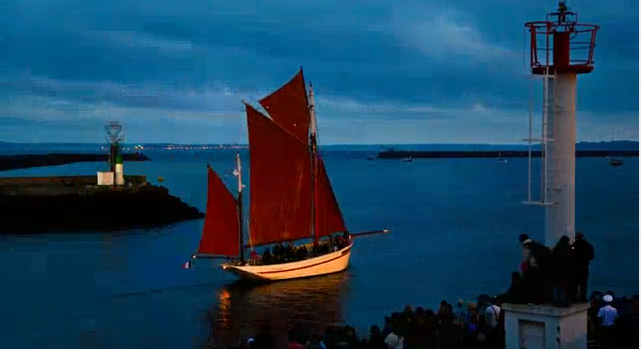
523,26,527,74
238,100,254,253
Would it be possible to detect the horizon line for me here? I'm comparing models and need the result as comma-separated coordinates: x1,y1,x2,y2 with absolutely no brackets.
0,140,639,146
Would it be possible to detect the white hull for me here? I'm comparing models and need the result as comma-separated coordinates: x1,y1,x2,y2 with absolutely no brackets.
221,242,353,281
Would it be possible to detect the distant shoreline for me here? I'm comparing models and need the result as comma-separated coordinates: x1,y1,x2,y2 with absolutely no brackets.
0,140,638,147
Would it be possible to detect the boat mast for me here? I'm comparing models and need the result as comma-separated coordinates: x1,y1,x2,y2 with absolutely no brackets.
308,81,320,243
233,152,246,263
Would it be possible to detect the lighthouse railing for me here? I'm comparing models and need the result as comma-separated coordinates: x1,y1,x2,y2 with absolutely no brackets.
525,21,599,69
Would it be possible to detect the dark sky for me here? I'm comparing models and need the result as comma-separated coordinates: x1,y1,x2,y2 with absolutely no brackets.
0,0,638,143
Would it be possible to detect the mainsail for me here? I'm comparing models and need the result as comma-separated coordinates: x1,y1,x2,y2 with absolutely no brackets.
246,104,313,246
197,165,240,256
258,69,311,144
315,159,347,238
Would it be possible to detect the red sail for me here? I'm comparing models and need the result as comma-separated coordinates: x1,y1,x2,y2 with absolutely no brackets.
315,159,347,238
246,104,313,246
197,165,240,256
258,69,311,144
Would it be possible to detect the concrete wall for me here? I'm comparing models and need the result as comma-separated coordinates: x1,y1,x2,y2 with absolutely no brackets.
503,303,589,349
0,175,147,187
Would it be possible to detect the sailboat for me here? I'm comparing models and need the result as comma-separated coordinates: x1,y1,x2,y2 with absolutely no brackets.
497,151,508,164
187,69,389,281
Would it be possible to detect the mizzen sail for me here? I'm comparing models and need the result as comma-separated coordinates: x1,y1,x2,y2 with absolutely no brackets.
258,69,311,144
315,159,347,238
246,104,313,246
197,165,240,256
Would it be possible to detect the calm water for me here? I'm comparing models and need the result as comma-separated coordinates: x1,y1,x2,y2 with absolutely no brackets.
1,148,638,348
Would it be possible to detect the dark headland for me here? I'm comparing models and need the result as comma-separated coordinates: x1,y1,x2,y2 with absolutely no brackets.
0,152,150,171
0,175,204,234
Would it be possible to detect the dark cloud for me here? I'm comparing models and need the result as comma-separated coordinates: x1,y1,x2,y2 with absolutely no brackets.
0,0,637,143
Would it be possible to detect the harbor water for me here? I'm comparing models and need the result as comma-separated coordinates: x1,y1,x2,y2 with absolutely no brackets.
0,147,638,348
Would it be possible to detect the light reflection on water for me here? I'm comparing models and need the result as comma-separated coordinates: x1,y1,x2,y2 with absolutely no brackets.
204,272,351,347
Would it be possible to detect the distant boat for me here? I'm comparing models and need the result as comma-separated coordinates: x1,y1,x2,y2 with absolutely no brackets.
187,69,389,281
498,152,508,163
609,158,623,167
403,156,413,162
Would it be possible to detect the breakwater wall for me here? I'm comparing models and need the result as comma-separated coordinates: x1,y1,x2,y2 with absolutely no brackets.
0,183,203,234
0,175,147,188
377,150,639,159
0,153,150,171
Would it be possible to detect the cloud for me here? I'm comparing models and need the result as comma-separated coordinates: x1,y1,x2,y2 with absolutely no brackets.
84,31,195,55
0,75,260,115
472,103,488,112
393,10,517,64
0,0,637,143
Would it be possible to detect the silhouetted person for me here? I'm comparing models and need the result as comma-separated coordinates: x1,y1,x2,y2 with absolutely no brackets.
455,299,469,327
285,242,295,261
367,325,386,349
305,334,326,349
518,233,531,262
296,246,308,261
552,236,574,306
521,237,552,304
572,231,594,302
273,244,283,262
437,300,448,320
288,328,306,349
505,271,527,304
254,323,276,349
262,248,272,265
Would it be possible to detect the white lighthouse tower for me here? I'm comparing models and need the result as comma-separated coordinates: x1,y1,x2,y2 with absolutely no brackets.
503,3,599,349
522,2,599,248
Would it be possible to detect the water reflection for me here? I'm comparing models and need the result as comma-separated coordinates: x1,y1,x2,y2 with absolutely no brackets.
203,272,352,348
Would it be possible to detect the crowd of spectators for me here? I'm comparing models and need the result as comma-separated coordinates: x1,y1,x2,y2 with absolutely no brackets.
227,290,638,349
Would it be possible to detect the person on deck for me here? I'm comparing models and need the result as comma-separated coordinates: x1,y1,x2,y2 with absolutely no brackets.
335,234,344,249
572,231,594,302
296,246,308,261
285,242,295,261
250,250,259,265
262,248,272,265
273,244,283,263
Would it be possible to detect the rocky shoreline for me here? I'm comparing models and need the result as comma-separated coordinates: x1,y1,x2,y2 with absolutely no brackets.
0,184,203,234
